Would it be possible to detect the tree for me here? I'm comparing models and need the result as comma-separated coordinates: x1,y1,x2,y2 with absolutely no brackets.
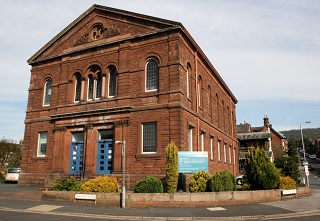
244,147,280,190
165,141,178,193
0,138,22,169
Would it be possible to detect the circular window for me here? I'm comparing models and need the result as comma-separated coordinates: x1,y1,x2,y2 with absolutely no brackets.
91,25,103,40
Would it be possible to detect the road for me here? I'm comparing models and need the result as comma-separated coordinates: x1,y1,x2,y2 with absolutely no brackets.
0,159,319,221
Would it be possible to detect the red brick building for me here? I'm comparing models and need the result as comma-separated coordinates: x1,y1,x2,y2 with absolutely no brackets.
20,5,238,189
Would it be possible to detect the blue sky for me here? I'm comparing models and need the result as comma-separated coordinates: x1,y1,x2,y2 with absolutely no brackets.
0,0,319,142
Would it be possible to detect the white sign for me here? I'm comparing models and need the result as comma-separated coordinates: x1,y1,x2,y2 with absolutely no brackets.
304,165,309,176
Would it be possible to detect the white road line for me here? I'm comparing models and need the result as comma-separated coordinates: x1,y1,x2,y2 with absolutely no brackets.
207,207,226,211
25,204,64,212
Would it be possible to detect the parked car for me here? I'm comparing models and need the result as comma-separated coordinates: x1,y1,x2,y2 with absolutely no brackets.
309,154,316,159
308,164,314,171
236,174,244,185
5,168,21,183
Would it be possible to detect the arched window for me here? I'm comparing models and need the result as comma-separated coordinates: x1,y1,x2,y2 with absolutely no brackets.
87,74,94,100
96,72,102,99
208,85,212,117
43,79,52,106
146,59,158,91
74,73,82,102
197,76,202,107
108,68,117,97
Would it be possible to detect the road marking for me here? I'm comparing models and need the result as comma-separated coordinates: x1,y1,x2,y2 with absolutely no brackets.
207,207,226,211
26,204,64,212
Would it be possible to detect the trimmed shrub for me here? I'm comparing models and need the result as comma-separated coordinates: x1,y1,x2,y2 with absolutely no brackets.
282,156,300,183
279,176,296,190
52,177,81,191
81,176,121,193
134,176,163,193
165,141,179,193
244,147,280,190
189,170,210,193
209,170,236,192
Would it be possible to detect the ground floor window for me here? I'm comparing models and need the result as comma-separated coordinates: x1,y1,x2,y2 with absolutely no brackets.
37,132,48,157
142,122,157,153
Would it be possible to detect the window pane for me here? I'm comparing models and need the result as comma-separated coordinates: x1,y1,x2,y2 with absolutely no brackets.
75,73,82,102
143,123,157,153
146,60,158,91
96,73,102,98
88,75,94,100
109,69,117,97
43,80,52,106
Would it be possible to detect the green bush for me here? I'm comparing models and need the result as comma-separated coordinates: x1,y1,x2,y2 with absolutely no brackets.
81,176,121,193
189,170,210,193
282,157,300,183
279,176,296,189
244,147,280,190
274,157,286,168
51,177,81,191
134,176,163,193
165,141,178,193
209,170,236,192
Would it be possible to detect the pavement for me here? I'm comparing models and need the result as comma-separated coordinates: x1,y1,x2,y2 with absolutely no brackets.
0,183,320,220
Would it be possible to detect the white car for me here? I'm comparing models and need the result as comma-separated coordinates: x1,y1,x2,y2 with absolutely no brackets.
309,154,316,159
5,168,21,183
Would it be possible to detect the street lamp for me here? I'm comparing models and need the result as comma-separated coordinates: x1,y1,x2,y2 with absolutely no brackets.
116,140,126,208
300,121,311,186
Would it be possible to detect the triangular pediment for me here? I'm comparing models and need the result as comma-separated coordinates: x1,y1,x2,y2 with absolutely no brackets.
28,4,181,64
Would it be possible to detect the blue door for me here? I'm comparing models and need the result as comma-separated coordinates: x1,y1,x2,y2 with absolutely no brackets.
97,139,113,174
69,132,84,175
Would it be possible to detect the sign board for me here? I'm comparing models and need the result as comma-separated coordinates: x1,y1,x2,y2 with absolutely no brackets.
178,151,208,173
304,165,309,176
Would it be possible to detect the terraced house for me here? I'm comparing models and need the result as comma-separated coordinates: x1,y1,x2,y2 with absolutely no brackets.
20,4,238,190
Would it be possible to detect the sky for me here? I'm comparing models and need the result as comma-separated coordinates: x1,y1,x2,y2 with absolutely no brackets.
0,0,319,142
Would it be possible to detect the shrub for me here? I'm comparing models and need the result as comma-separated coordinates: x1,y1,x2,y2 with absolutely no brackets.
282,157,300,183
134,176,163,193
189,170,210,193
165,141,178,193
274,157,286,168
81,176,121,193
209,170,236,192
279,176,296,190
51,177,81,191
244,147,280,190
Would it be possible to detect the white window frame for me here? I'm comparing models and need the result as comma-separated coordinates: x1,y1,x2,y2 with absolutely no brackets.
43,79,52,106
210,136,213,160
229,146,232,164
37,132,48,157
200,132,205,152
186,68,189,98
108,68,117,98
74,74,82,103
188,126,193,151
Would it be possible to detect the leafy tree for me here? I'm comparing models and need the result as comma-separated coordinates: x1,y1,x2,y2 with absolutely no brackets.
0,138,22,169
165,141,178,193
244,147,280,190
282,157,300,183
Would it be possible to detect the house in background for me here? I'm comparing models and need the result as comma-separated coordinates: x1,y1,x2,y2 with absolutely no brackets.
237,115,287,172
20,4,238,189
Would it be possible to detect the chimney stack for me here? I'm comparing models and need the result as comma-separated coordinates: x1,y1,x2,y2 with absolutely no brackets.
263,115,269,127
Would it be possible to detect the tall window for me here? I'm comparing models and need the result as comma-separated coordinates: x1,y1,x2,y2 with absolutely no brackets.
188,126,193,151
197,76,202,107
74,73,82,102
229,146,232,163
142,122,157,153
224,143,227,162
37,132,48,157
186,64,191,98
210,136,214,160
43,79,52,106
88,74,94,100
146,59,158,91
200,132,205,151
218,140,221,161
96,73,102,99
108,68,117,97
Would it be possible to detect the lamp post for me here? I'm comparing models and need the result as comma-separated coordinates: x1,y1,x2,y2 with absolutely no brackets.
116,140,126,208
300,121,311,186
